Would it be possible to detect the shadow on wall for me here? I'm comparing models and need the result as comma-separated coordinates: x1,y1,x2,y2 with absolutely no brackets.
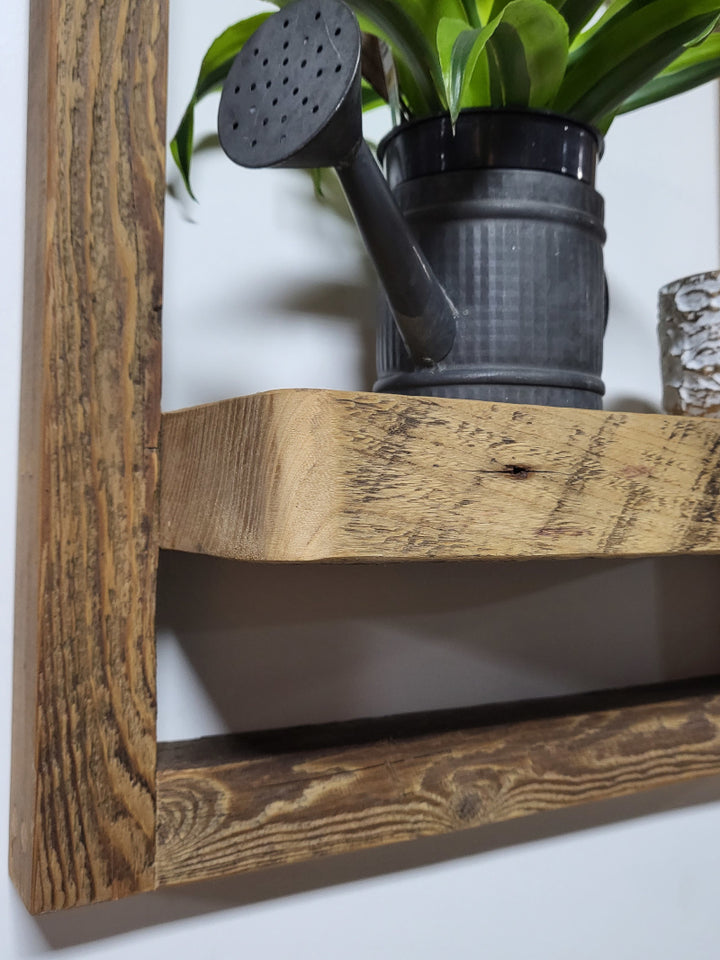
162,164,380,408
17,555,720,948
156,552,720,738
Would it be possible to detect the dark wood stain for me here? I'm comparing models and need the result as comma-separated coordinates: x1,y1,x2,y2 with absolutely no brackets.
156,678,720,886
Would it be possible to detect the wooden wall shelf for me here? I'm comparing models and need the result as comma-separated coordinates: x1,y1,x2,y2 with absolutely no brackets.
155,679,720,889
161,389,720,563
9,0,720,917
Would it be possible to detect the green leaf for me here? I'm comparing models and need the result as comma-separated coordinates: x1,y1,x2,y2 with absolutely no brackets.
170,103,196,200
485,1,569,108
194,15,273,99
352,5,443,112
617,32,720,114
684,12,720,47
484,0,595,27
361,81,387,111
437,17,493,120
458,0,483,28
350,0,485,109
572,0,719,52
553,1,720,125
484,0,510,13
169,13,273,197
352,0,465,112
272,0,448,113
594,110,617,135
570,0,647,49
438,1,568,123
311,168,325,198
547,0,607,41
379,0,474,47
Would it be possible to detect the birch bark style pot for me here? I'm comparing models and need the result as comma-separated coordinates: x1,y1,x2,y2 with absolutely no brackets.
218,0,607,409
659,271,720,417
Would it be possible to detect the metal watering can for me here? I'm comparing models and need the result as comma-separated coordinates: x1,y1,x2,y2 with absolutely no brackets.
218,0,606,408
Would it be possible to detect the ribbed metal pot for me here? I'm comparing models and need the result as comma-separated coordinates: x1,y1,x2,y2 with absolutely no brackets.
374,109,607,409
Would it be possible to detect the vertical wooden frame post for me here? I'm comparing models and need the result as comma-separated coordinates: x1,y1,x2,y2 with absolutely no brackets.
9,0,168,913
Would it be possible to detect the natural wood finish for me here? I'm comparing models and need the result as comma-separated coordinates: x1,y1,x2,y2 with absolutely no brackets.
160,390,720,562
155,681,720,887
11,0,720,917
9,0,168,914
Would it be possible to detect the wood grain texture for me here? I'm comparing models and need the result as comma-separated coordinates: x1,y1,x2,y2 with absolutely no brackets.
155,682,720,887
9,0,167,913
160,389,720,562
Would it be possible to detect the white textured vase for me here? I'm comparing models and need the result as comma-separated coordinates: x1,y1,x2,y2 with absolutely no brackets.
658,270,720,417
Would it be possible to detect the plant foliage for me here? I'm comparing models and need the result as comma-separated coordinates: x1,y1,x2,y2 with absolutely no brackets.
172,0,720,193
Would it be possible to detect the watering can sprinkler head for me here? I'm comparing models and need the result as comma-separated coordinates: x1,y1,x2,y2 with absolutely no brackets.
218,0,457,367
218,0,364,171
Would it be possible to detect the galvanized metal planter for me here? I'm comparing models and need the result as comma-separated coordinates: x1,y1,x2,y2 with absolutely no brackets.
374,110,607,409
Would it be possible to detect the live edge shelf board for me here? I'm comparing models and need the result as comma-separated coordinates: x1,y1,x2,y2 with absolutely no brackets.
160,389,720,563
10,0,720,919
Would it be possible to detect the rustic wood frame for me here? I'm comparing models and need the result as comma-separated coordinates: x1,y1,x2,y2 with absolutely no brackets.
9,0,720,915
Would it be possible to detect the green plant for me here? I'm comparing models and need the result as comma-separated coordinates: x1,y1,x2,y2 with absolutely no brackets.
172,0,720,196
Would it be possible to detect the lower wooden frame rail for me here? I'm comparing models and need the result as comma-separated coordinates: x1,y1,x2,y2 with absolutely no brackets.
155,678,720,888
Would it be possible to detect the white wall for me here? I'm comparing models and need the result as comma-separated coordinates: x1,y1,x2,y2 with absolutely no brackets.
4,2,720,956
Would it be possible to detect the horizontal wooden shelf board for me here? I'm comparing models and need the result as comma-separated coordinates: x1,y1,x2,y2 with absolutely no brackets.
155,678,720,889
159,390,720,563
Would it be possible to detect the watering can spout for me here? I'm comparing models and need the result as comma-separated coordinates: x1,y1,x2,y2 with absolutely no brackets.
217,0,457,366
336,141,457,365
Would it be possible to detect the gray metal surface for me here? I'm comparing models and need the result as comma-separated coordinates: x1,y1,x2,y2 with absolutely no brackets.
374,121,607,409
218,0,362,169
